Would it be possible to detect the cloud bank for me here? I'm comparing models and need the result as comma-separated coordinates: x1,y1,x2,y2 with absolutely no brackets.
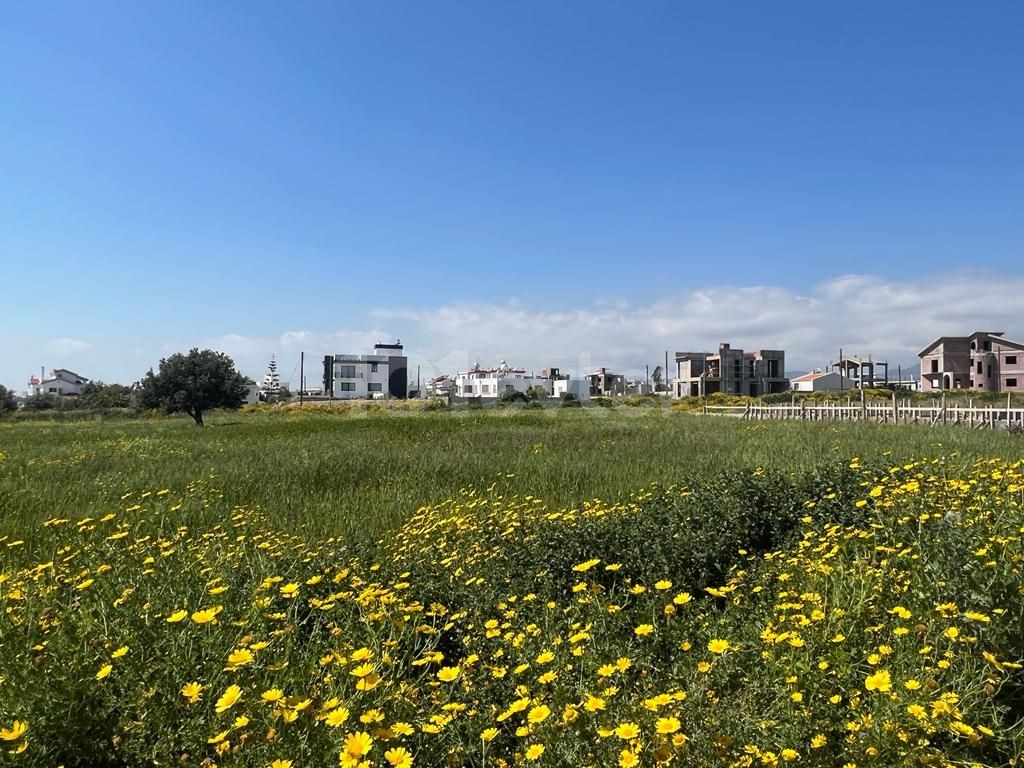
6,271,1023,390
209,271,1024,384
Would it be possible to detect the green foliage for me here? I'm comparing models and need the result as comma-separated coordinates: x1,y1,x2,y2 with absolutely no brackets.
138,348,247,426
0,385,16,416
651,364,663,391
74,381,133,410
21,393,58,412
526,385,549,401
498,390,529,405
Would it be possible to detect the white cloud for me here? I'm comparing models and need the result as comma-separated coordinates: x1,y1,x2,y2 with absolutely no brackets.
48,338,93,355
376,271,1024,377
8,270,1024,391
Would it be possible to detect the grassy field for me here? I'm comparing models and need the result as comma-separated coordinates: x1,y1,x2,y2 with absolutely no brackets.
3,407,1024,544
2,408,1023,766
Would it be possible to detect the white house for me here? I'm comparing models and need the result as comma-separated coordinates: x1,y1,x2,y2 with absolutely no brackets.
552,377,590,399
425,375,455,400
324,342,408,400
790,371,857,392
454,361,553,398
28,368,89,398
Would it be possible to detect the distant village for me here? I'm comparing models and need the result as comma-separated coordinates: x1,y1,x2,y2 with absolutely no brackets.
21,330,1024,408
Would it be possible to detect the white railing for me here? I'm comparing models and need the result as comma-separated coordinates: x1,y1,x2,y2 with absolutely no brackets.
701,396,1024,430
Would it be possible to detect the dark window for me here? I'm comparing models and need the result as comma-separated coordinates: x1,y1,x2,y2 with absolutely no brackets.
339,382,356,392
371,363,379,373
977,361,983,374
1007,355,1018,365
930,359,938,373
368,383,382,392
337,365,356,378
970,341,976,350
1007,378,1018,387
988,365,992,378
984,340,992,351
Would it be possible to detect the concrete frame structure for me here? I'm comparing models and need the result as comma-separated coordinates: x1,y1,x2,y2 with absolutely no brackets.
919,331,1024,393
674,343,787,397
832,356,889,389
586,368,625,397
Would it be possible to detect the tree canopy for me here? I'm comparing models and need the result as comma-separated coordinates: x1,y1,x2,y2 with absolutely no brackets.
138,348,248,426
0,385,16,416
76,381,133,410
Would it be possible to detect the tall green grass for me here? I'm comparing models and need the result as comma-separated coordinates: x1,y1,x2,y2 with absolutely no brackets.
2,408,1023,545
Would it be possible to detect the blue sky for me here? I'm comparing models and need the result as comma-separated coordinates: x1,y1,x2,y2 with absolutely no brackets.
2,2,1023,388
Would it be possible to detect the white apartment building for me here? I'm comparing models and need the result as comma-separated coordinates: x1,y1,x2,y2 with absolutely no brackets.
324,342,408,399
453,361,580,399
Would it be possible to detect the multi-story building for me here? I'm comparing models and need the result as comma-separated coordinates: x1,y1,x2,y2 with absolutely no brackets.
919,331,1024,392
27,368,89,398
586,368,625,397
674,343,786,397
322,342,408,399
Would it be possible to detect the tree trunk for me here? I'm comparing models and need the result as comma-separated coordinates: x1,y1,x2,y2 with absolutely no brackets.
193,407,204,427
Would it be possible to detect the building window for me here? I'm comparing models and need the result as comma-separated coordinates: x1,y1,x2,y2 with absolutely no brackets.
368,383,382,392
984,340,992,351
1008,378,1018,388
977,361,983,374
481,384,490,394
371,363,379,372
463,385,474,395
340,382,356,392
1007,355,1018,365
337,365,356,378
988,364,992,378
48,387,57,393
930,359,938,373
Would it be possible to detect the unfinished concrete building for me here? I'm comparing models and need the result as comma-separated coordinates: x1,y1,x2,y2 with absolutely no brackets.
832,356,889,389
919,331,1024,393
674,343,787,397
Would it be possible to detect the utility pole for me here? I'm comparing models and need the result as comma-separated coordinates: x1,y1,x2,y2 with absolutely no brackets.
646,364,650,393
299,352,304,405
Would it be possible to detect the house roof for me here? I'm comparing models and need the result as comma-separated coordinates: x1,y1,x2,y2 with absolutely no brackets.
919,331,1019,357
791,371,830,382
53,368,88,380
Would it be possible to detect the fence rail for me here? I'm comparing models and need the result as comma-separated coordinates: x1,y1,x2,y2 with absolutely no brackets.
703,395,1024,430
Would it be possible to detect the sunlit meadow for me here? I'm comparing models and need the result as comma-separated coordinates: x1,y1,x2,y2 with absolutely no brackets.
1,407,1023,766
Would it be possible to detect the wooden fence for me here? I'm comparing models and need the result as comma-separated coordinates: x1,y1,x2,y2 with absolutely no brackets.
703,394,1024,430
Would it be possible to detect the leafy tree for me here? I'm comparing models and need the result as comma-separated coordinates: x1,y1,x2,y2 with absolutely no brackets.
138,348,248,426
261,356,281,401
498,390,528,405
22,394,58,412
76,381,132,410
651,365,664,392
525,385,550,401
0,385,16,416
